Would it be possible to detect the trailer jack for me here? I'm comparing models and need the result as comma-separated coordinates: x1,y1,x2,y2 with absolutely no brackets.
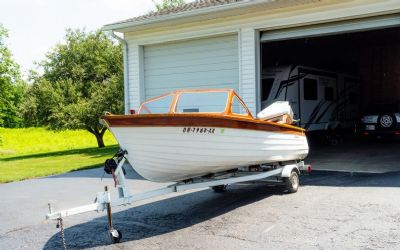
105,186,122,243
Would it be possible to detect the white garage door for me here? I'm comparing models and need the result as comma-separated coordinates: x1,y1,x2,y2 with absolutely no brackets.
143,34,239,99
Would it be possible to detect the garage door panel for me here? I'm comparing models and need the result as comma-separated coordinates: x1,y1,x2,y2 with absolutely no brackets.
146,83,235,99
144,62,238,77
144,34,239,99
147,82,235,92
145,69,239,81
144,50,237,68
145,75,239,89
144,55,238,72
144,44,238,59
144,35,237,54
146,64,238,77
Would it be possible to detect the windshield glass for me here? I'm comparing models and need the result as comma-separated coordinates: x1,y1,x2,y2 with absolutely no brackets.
231,96,249,115
138,94,174,114
175,91,228,113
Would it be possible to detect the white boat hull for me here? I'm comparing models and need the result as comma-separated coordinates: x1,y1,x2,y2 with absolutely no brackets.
108,126,309,182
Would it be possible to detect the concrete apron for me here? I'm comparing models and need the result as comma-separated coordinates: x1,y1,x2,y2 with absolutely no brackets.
306,140,400,173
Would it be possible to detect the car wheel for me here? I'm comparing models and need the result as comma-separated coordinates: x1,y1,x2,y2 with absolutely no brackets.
378,114,396,129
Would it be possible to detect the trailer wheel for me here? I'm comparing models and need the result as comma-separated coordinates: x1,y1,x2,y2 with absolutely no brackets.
283,170,299,193
109,229,122,243
212,185,227,193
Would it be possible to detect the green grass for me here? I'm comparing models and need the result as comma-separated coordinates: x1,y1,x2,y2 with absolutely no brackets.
0,127,118,183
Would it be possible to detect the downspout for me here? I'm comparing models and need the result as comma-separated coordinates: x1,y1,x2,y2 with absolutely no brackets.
110,30,129,115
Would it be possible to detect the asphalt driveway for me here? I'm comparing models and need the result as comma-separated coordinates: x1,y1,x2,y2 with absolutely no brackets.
1,164,400,249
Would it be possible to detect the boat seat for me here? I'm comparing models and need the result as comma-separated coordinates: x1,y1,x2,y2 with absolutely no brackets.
257,101,295,125
266,114,293,124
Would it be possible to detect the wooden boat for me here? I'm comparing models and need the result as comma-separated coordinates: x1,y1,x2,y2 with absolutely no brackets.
101,89,308,182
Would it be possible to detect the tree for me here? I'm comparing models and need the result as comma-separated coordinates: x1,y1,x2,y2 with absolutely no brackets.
51,75,123,147
153,0,185,11
21,29,123,147
0,24,26,128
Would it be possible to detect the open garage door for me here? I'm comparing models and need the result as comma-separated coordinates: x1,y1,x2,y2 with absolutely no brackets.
143,34,239,99
260,15,400,173
261,14,400,42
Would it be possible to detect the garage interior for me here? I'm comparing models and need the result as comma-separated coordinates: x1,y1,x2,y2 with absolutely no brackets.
260,26,400,173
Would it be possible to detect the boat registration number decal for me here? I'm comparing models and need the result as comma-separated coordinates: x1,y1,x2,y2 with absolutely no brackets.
183,127,215,134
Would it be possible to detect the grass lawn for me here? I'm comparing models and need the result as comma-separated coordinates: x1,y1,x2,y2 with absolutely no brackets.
0,127,118,183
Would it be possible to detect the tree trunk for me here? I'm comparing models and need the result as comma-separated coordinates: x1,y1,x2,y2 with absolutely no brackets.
87,127,107,148
95,132,105,148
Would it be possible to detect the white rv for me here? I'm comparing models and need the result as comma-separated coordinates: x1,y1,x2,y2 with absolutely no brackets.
261,65,360,132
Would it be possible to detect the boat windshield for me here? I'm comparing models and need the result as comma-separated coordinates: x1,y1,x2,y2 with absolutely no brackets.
175,91,228,113
138,90,231,114
139,94,174,114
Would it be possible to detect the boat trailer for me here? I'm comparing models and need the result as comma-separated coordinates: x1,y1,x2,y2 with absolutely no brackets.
46,149,311,246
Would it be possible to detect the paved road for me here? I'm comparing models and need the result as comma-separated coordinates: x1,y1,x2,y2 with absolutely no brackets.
1,165,400,249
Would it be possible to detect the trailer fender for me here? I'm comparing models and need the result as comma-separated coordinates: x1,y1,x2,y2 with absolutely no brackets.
280,164,300,178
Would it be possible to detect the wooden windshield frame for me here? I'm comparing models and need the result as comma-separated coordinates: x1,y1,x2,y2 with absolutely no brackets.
138,89,254,118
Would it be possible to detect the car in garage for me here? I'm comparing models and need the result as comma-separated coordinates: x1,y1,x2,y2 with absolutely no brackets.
360,103,400,139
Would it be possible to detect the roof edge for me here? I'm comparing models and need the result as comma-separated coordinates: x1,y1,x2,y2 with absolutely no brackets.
102,0,266,32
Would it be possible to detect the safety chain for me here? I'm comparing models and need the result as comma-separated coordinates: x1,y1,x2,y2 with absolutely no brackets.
56,218,67,250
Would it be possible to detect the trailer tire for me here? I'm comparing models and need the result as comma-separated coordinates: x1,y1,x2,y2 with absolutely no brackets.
212,185,227,193
283,170,299,193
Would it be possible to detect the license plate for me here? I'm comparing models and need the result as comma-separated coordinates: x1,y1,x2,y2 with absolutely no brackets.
366,125,375,130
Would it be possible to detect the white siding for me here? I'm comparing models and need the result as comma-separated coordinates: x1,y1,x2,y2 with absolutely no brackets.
142,35,239,99
127,44,141,111
239,28,257,115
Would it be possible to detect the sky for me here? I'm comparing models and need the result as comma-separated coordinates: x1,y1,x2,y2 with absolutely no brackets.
0,0,157,78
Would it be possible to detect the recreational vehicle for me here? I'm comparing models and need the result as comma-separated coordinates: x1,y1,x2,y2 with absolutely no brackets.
261,65,360,133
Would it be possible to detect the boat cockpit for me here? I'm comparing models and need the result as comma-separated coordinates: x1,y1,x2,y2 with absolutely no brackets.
138,89,294,125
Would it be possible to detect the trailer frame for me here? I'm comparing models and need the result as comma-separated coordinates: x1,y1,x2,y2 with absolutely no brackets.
46,150,310,244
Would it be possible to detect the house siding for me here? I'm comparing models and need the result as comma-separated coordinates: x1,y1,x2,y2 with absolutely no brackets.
127,44,140,111
239,27,257,115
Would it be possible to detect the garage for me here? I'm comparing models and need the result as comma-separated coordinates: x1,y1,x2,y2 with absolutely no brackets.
143,34,239,99
259,15,400,172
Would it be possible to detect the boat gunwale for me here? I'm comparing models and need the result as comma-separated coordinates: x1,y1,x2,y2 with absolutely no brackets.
101,113,305,135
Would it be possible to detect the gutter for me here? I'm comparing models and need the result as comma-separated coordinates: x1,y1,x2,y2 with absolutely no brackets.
109,31,129,115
